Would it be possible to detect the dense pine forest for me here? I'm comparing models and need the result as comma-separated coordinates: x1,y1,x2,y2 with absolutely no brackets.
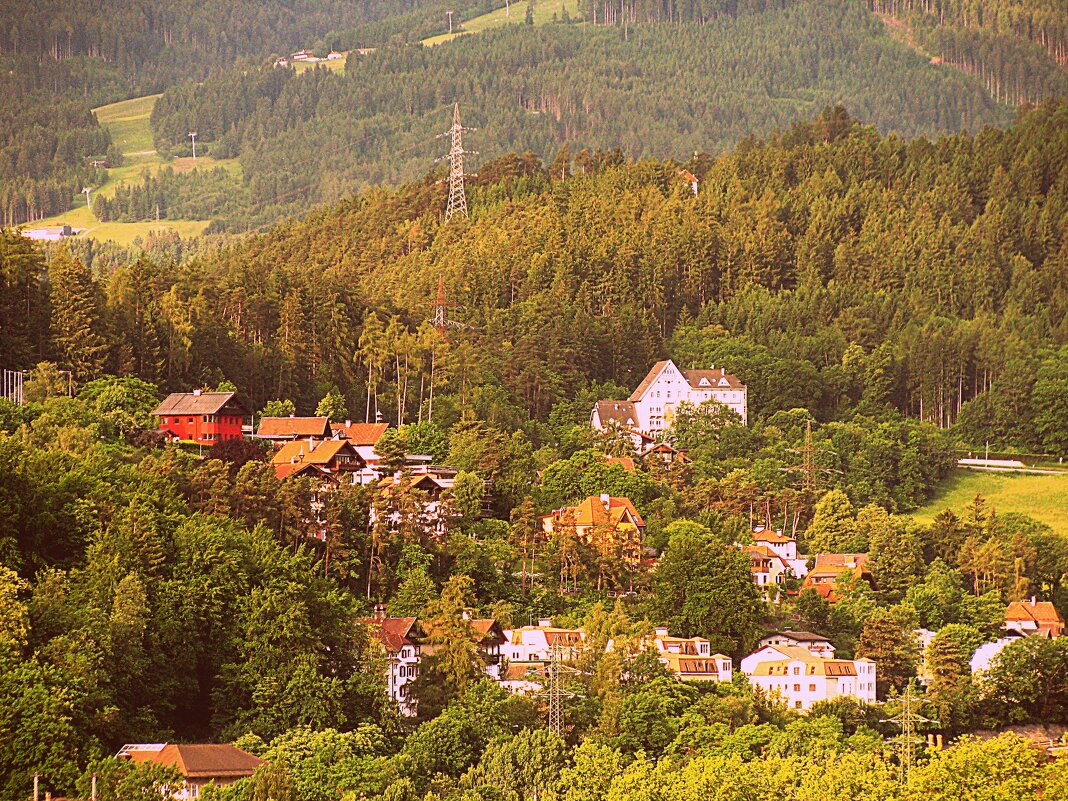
146,2,1013,231
8,0,1068,228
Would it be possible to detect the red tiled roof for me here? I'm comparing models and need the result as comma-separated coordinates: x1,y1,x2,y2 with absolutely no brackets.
361,617,421,652
1006,601,1064,626
604,456,636,472
627,360,671,402
331,422,388,446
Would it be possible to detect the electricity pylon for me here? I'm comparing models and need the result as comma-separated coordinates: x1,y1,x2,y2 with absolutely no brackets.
438,103,476,222
543,641,588,737
882,680,939,782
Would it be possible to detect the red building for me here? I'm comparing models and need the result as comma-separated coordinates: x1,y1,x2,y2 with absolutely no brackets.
153,390,249,444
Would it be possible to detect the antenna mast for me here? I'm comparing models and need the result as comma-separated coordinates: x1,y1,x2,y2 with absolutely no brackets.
439,103,476,222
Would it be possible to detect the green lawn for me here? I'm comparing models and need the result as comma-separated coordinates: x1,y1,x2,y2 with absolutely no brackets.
911,468,1068,537
292,55,348,73
422,0,582,46
94,94,162,158
34,94,239,244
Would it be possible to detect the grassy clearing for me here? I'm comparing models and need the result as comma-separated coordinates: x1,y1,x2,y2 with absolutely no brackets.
422,0,582,46
911,468,1068,537
94,94,162,157
37,94,239,244
292,55,348,74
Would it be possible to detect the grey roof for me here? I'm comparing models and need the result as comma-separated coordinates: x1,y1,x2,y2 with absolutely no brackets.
762,630,832,643
594,400,638,427
152,391,243,416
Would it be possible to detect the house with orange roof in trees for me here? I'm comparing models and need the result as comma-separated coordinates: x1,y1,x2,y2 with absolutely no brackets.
269,438,365,481
540,494,646,573
116,743,263,798
1005,598,1064,638
800,553,871,603
331,420,389,466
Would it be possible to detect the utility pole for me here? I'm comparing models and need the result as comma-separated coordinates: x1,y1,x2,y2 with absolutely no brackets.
547,642,563,736
188,131,198,160
882,680,939,782
445,10,454,33
91,773,97,801
438,103,476,222
33,773,40,801
82,186,92,210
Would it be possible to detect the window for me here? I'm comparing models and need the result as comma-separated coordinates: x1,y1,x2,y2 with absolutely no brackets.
809,684,816,692
795,701,802,708
794,684,800,692
793,667,800,675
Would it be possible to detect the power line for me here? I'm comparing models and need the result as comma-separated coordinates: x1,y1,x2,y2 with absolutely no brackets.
881,680,939,782
437,103,476,222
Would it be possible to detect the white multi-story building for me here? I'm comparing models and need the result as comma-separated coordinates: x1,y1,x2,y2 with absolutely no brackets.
607,626,733,683
362,605,504,715
504,619,586,663
742,644,876,711
592,359,747,441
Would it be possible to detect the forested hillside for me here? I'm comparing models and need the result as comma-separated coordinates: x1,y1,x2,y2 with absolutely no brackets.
867,0,1068,104
7,102,1068,451
148,1,1011,231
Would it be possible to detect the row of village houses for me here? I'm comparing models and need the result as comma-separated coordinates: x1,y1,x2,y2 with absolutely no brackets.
103,596,1065,801
367,595,1065,718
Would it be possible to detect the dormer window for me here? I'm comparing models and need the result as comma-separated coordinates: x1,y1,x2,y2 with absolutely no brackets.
698,377,710,386
718,378,730,386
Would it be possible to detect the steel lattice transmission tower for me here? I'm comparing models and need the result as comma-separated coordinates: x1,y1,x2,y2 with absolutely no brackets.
882,680,939,782
438,103,477,222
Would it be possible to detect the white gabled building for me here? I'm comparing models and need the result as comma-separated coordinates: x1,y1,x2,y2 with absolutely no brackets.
742,644,876,711
592,359,747,440
504,619,586,663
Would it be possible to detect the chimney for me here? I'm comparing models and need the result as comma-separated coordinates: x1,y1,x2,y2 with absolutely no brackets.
600,493,610,510
654,625,669,637
289,412,295,417
1031,596,1037,606
373,603,387,621
345,419,352,428
461,608,472,621
193,389,202,396
538,618,552,628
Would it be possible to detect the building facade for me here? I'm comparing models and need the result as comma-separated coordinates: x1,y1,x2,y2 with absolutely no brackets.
742,644,876,710
592,359,747,440
153,391,248,444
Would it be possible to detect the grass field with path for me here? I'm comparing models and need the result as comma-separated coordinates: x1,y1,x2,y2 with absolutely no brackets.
32,94,240,245
911,467,1068,537
422,0,582,46
292,55,348,74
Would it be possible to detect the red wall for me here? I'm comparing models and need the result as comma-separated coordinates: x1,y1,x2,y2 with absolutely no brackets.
157,413,244,444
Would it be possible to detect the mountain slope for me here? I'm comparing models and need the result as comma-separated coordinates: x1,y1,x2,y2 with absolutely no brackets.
150,1,1011,231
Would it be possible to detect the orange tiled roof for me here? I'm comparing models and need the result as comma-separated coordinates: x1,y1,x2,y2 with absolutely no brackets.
331,422,388,446
258,416,331,438
271,438,360,467
752,528,794,545
1006,601,1064,626
571,495,646,528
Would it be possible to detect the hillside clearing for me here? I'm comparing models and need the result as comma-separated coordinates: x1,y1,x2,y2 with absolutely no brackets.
911,467,1068,537
422,0,582,46
35,94,238,243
